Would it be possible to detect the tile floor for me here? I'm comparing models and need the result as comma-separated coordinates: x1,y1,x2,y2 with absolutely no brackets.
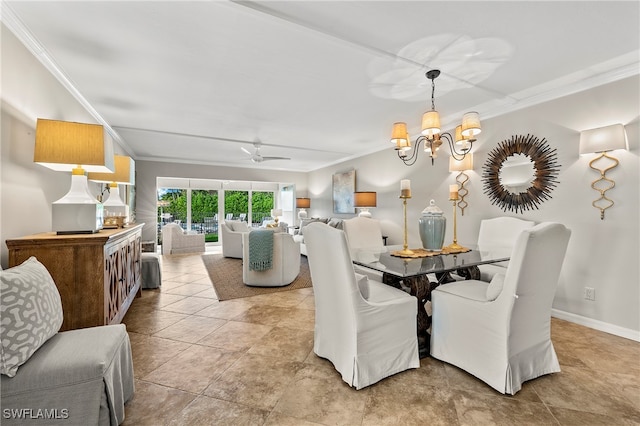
122,248,640,425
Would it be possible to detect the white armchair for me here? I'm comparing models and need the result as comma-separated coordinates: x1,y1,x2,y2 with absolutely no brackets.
430,222,571,395
476,216,535,281
242,231,301,287
304,222,419,390
161,223,205,255
221,220,250,258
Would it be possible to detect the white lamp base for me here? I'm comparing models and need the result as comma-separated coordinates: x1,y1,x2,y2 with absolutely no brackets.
103,186,130,222
52,174,104,234
298,209,308,220
358,208,372,218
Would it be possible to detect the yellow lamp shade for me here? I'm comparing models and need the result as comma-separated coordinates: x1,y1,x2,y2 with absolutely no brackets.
354,192,377,208
88,155,135,185
296,197,311,209
421,110,441,136
34,119,115,173
391,122,411,150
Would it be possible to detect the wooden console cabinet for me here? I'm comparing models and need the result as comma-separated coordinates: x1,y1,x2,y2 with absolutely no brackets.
6,224,144,331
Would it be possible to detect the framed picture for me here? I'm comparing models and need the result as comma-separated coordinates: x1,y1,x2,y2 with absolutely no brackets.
332,170,355,214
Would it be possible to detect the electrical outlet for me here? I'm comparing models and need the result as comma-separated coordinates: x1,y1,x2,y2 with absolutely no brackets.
584,287,596,301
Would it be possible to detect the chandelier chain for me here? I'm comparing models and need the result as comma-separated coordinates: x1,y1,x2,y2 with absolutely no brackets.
431,77,436,111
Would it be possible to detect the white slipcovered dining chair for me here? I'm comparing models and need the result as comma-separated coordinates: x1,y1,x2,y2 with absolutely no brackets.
304,222,419,390
342,216,385,281
476,216,535,282
430,222,571,395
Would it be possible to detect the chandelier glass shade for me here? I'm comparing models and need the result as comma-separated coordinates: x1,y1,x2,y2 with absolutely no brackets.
391,69,480,166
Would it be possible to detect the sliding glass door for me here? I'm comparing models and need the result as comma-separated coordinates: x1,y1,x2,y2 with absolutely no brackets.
191,189,219,241
157,178,294,247
223,190,249,222
251,191,274,227
157,187,219,245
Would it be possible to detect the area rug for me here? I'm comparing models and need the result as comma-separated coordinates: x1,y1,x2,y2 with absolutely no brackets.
201,254,312,301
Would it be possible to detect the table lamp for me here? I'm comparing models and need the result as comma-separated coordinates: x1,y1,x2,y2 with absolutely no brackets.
271,208,283,226
34,119,115,234
88,155,135,224
354,192,377,218
296,197,311,220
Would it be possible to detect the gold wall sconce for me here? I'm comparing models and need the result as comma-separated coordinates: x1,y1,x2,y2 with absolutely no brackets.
449,154,473,216
579,124,628,220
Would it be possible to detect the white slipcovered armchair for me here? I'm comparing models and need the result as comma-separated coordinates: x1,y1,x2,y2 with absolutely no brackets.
304,222,419,390
221,220,250,258
161,223,205,255
476,216,535,281
242,231,301,287
430,222,571,395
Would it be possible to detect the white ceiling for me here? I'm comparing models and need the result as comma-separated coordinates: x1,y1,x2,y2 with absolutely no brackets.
3,1,639,172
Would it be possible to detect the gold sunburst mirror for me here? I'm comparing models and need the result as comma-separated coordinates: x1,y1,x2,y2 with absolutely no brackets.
482,134,560,213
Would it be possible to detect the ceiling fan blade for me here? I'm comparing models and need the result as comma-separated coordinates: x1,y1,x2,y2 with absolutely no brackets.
261,156,291,161
241,146,252,155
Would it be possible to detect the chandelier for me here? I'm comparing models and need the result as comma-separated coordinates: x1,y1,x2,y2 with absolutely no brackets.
390,69,481,166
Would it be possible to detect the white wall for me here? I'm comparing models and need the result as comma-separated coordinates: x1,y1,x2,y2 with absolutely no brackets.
0,25,111,266
308,76,640,338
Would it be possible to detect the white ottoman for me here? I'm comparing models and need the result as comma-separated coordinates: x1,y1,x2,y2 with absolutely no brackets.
141,253,162,289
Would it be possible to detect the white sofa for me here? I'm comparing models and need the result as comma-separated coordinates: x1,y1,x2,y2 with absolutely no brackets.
221,220,250,258
161,223,205,255
292,217,344,255
242,231,301,286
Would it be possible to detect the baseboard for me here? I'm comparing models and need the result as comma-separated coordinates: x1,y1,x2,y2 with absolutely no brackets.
552,309,640,342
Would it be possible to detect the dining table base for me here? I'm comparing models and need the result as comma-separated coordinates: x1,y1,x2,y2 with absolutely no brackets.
383,266,481,358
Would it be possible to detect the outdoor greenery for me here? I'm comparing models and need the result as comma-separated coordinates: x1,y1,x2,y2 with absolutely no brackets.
157,188,275,244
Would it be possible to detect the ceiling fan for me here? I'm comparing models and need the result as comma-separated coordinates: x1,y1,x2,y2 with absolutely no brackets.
241,142,291,163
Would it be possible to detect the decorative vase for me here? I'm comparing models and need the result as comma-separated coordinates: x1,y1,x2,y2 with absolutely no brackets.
419,199,446,251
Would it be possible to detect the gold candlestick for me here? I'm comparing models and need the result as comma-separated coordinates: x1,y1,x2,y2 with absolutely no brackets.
444,190,466,252
399,190,414,256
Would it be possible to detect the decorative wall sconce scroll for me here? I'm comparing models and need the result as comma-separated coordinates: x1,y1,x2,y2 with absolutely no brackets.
482,134,560,214
449,154,473,216
579,124,628,220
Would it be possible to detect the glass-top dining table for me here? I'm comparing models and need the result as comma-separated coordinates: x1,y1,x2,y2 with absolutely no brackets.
352,245,509,357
